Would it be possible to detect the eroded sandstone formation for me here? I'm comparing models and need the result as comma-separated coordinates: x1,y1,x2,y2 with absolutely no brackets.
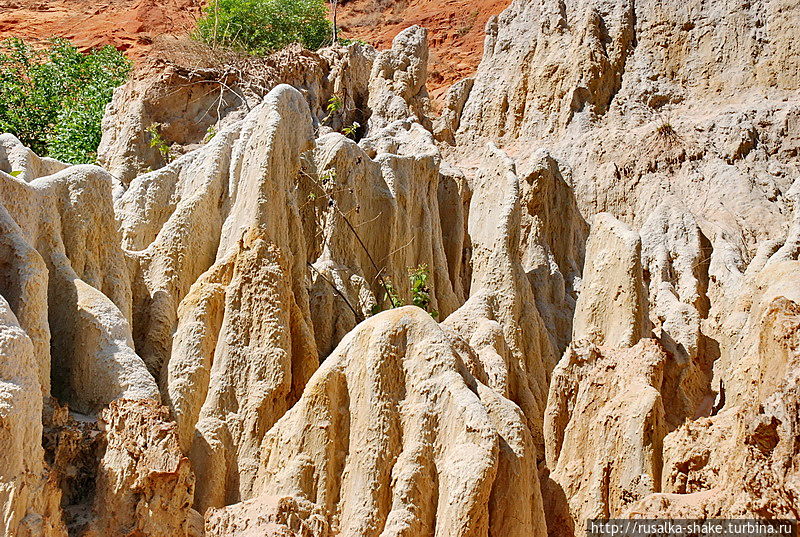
0,0,798,535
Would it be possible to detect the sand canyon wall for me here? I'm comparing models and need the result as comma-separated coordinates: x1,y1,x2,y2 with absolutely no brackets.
0,0,799,535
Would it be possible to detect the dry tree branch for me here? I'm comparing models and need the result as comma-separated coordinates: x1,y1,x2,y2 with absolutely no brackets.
301,168,398,309
307,261,364,323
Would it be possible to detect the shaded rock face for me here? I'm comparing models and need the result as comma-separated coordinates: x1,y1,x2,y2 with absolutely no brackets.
0,139,157,415
0,0,799,535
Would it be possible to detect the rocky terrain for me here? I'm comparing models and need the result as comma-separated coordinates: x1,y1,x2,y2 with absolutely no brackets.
337,0,511,101
1,0,799,536
0,0,508,100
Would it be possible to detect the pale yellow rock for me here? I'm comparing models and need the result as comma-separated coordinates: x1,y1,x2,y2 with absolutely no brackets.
0,164,156,413
366,26,431,132
640,203,716,426
0,296,67,537
120,123,242,376
572,213,650,348
0,0,798,530
627,289,800,518
448,0,799,314
437,160,472,302
0,201,51,396
444,144,559,461
88,399,197,537
205,495,328,537
162,85,319,511
433,78,474,145
716,261,800,408
544,339,668,533
0,133,68,182
98,45,360,186
211,306,547,537
305,132,461,357
516,150,588,353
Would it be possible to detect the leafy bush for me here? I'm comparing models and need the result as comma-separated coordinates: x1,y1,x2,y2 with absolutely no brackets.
146,123,174,163
195,0,333,55
0,38,131,164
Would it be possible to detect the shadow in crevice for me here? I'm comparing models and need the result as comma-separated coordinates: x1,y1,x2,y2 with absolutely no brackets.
518,153,589,358
541,466,575,537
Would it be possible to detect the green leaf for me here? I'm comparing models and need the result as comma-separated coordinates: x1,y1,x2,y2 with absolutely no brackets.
0,37,130,163
195,0,334,54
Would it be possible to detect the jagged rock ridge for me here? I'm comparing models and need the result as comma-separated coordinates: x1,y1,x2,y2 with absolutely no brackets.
0,0,798,535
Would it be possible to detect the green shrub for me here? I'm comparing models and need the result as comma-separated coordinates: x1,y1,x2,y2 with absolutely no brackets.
146,123,174,163
409,264,438,319
370,265,438,319
0,38,130,164
195,0,333,55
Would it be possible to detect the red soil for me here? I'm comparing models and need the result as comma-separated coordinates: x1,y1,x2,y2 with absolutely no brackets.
0,0,509,98
0,0,200,57
337,0,510,101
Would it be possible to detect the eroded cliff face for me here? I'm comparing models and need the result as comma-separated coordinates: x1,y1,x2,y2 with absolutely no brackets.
0,0,798,535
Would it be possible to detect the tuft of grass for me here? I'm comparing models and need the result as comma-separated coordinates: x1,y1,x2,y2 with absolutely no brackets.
656,121,676,139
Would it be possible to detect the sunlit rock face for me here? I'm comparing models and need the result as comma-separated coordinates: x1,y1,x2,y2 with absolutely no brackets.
1,0,799,534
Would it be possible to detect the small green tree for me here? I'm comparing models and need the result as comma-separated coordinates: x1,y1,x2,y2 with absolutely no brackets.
0,38,130,163
195,0,333,55
146,123,174,163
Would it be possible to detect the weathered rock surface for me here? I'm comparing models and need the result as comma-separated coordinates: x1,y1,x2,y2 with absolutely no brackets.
0,159,157,414
1,0,799,534
88,399,197,537
366,26,431,132
544,339,667,532
159,85,318,511
572,213,649,348
0,133,69,181
627,267,800,518
0,296,66,537
210,306,547,537
99,43,375,187
305,131,461,357
443,143,561,460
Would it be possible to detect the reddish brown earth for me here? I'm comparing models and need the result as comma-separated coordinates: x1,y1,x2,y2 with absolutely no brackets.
0,0,509,98
337,0,510,101
0,0,200,58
